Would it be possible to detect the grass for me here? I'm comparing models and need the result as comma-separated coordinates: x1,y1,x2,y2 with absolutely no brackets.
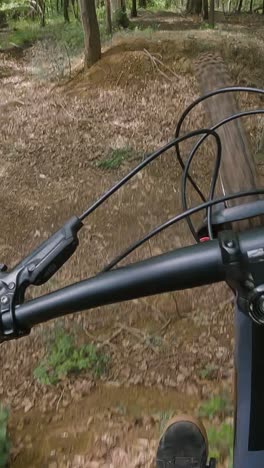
0,17,84,52
98,147,136,170
34,328,109,385
199,22,215,30
158,410,174,432
198,394,233,421
207,422,233,463
198,364,218,380
0,406,10,468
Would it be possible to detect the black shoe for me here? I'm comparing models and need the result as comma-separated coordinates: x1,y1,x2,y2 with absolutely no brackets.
156,415,209,468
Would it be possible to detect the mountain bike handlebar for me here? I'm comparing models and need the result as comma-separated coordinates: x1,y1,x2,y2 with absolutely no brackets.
5,225,264,340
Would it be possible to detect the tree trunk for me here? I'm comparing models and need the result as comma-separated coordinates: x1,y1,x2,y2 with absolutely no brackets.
209,0,215,25
106,0,112,34
79,0,101,67
203,0,209,19
139,0,147,8
263,0,264,14
0,12,7,28
39,0,46,26
237,0,243,12
56,0,60,13
71,0,79,19
131,0,137,16
194,52,263,231
186,0,202,14
64,0,70,22
249,0,253,12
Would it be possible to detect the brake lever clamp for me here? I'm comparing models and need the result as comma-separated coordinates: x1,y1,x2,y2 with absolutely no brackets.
0,270,30,342
219,230,264,325
0,216,83,341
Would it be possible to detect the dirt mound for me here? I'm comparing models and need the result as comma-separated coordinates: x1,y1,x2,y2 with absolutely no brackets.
65,38,192,96
87,50,153,88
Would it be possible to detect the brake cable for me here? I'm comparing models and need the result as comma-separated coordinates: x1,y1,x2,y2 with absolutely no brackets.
102,189,264,272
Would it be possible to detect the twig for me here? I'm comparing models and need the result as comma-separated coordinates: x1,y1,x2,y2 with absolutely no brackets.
56,100,78,121
116,70,124,86
101,327,123,347
84,328,117,349
171,293,182,320
159,318,171,334
151,55,179,79
56,388,65,411
143,48,175,82
120,324,159,354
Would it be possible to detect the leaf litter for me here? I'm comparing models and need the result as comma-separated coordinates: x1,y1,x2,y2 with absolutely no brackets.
0,23,263,467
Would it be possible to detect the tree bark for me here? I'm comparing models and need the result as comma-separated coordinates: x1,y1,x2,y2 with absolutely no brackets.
131,0,137,16
39,0,46,27
64,0,70,22
237,0,243,12
0,12,7,28
194,53,263,230
209,0,215,25
106,0,112,34
79,0,101,67
186,0,202,14
249,0,253,12
202,0,209,19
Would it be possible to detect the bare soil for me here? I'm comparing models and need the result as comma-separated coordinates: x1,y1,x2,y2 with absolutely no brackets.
0,12,263,468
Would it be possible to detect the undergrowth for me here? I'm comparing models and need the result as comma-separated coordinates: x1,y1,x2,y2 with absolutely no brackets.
98,147,136,169
198,394,233,420
34,328,109,385
0,406,10,468
0,7,110,51
207,423,233,464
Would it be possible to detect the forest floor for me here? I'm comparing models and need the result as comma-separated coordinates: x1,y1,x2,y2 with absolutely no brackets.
0,10,264,468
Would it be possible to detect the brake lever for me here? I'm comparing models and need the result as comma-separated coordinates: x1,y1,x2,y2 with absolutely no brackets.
0,216,83,341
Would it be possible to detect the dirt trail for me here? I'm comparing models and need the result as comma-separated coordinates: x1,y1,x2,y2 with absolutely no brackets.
0,15,263,467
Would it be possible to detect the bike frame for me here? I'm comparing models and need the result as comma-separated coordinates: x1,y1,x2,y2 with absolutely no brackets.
234,305,264,467
4,227,264,467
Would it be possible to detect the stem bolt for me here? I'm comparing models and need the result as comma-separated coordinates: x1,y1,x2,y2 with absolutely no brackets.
8,282,15,290
28,264,35,272
225,240,234,248
1,296,8,304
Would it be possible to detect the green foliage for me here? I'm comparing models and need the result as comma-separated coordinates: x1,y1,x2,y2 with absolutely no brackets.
34,329,109,385
198,364,218,379
198,394,232,420
98,147,136,170
113,8,130,29
200,22,215,30
0,17,83,51
0,406,10,468
207,423,233,462
0,0,29,12
0,18,40,47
